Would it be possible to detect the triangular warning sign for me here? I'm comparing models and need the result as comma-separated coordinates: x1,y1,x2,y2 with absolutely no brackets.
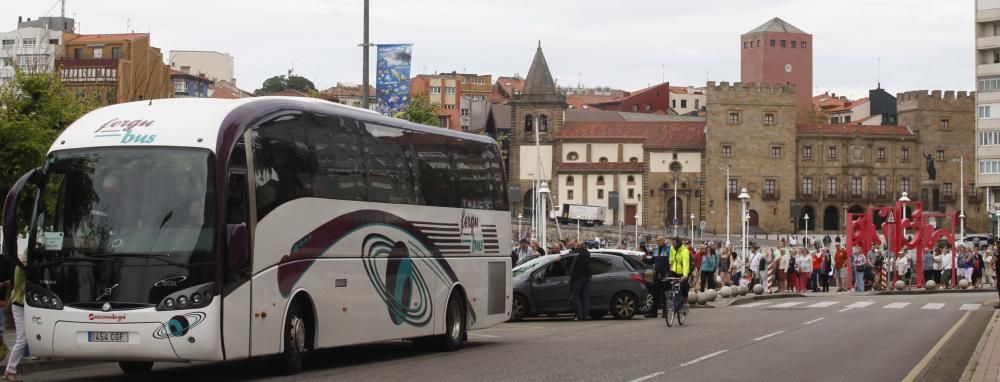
886,210,896,223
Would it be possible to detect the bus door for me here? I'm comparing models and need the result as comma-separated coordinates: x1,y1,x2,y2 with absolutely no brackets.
222,137,253,359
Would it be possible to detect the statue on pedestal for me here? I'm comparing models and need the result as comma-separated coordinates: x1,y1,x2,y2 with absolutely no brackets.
923,153,936,180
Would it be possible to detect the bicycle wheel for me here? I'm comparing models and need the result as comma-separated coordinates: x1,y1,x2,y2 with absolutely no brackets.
677,303,687,326
664,293,674,327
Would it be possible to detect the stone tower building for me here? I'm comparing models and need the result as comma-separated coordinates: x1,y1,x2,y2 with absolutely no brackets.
704,81,798,235
508,43,567,218
898,90,983,231
740,18,814,114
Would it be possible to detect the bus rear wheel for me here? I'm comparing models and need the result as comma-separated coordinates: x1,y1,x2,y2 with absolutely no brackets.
415,293,466,351
119,361,153,375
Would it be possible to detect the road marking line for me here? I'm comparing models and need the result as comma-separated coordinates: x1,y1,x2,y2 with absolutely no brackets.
846,301,874,308
960,304,981,311
736,302,769,308
883,302,910,309
921,303,945,310
627,371,664,382
803,317,825,325
754,330,785,341
466,333,499,338
680,350,729,367
769,302,804,308
838,307,854,312
901,311,972,382
807,301,838,308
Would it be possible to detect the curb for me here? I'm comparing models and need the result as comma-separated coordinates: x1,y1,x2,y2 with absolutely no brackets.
875,288,997,296
22,359,104,375
724,293,806,307
959,308,1000,382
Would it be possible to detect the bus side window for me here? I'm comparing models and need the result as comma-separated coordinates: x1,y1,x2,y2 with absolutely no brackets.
225,136,251,290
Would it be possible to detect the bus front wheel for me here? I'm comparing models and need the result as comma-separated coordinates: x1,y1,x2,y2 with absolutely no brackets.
279,301,310,375
119,361,153,375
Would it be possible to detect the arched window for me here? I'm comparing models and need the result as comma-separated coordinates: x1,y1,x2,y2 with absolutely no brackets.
566,176,575,186
567,152,579,161
632,104,639,112
524,114,533,133
599,157,609,163
629,157,638,163
539,115,548,132
596,176,605,185
627,175,635,185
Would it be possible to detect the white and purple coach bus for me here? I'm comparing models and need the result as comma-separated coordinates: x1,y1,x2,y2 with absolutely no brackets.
1,97,512,375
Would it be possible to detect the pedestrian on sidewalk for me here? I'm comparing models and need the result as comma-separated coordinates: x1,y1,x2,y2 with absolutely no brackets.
943,247,955,288
787,248,800,292
719,247,732,287
820,248,832,292
811,250,823,292
512,238,537,267
933,248,944,284
5,255,26,382
974,249,985,288
852,248,868,292
798,248,813,293
567,241,592,321
895,252,910,289
873,251,886,291
700,246,717,292
835,244,849,292
748,246,763,287
922,250,935,289
985,250,996,287
777,247,790,292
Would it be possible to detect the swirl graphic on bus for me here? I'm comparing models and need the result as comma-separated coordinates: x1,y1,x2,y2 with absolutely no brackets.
152,312,206,339
362,233,432,327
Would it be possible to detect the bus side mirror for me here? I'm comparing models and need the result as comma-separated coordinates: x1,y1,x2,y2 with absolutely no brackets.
3,168,40,269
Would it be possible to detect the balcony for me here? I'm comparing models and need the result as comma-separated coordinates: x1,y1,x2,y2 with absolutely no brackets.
969,192,984,204
978,36,1000,50
798,193,816,201
762,190,780,201
942,193,956,203
824,192,842,201
846,192,866,202
979,63,1000,77
870,192,891,202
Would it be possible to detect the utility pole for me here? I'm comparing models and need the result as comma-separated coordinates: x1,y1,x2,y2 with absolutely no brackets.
361,0,371,110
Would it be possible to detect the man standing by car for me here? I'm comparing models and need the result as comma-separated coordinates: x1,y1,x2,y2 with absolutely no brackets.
512,238,536,266
645,236,671,318
567,241,592,321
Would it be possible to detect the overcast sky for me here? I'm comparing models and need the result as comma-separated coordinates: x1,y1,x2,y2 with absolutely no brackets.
10,0,973,99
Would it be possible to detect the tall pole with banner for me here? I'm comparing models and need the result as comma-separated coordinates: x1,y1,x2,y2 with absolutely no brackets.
375,44,414,115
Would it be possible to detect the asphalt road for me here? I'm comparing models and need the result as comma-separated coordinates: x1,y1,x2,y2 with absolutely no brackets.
26,292,999,382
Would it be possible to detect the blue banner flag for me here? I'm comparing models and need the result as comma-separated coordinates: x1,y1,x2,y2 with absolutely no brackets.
375,44,413,115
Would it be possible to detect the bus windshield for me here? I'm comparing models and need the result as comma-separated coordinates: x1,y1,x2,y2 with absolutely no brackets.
28,147,216,308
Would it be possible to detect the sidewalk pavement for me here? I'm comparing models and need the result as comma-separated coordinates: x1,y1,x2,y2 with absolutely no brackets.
1,331,99,374
965,310,1000,382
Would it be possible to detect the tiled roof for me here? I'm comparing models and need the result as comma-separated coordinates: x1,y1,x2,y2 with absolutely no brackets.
523,43,558,95
267,89,310,97
796,124,914,136
747,17,807,34
67,33,147,43
567,95,617,109
827,97,869,113
559,162,644,172
566,109,626,122
618,112,704,122
556,121,706,149
321,85,374,97
850,114,881,125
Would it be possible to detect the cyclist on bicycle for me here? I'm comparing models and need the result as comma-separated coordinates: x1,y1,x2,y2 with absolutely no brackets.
667,237,691,302
645,236,672,318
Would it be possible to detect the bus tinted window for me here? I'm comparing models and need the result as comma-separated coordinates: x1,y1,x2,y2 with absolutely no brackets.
251,111,507,217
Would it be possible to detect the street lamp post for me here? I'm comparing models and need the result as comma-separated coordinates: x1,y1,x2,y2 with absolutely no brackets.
576,216,582,241
959,155,965,239
738,188,750,275
690,213,696,242
723,165,731,246
804,214,810,248
634,214,640,251
673,177,679,238
517,214,523,239
538,181,550,248
899,191,910,220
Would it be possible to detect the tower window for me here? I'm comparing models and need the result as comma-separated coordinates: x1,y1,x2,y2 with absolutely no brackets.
780,40,786,47
791,41,797,48
539,115,548,132
627,175,635,185
566,176,575,186
744,41,748,49
524,114,533,133
763,113,775,125
597,176,605,185
770,39,775,47
728,112,740,124
801,41,807,48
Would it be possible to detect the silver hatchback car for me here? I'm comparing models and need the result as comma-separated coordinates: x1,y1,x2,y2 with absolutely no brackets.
510,252,649,321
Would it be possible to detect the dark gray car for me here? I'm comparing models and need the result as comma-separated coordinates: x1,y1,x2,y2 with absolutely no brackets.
510,253,649,321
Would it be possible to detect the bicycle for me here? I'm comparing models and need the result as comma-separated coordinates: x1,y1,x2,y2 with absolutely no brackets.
661,276,689,327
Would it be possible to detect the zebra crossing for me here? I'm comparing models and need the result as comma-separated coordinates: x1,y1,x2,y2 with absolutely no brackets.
738,300,984,312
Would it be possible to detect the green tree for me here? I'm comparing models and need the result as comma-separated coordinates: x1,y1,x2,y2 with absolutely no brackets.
255,74,317,95
0,70,94,232
394,94,440,126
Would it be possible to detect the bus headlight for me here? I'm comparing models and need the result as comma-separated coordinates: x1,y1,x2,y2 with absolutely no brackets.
26,283,63,310
156,282,215,311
